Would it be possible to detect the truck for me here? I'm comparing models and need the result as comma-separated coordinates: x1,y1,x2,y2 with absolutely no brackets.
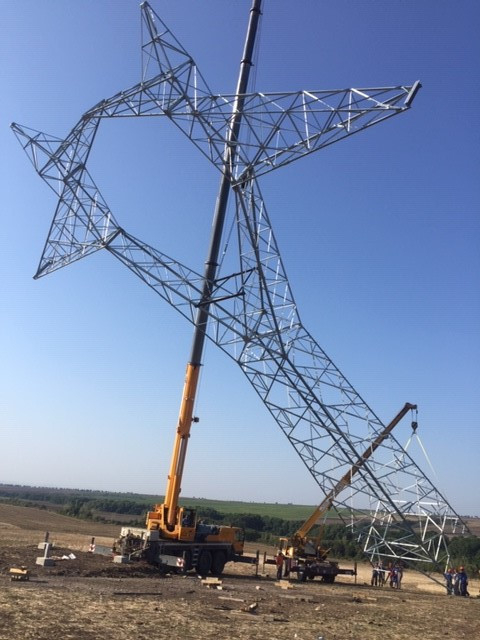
115,519,247,576
277,403,417,583
112,363,255,575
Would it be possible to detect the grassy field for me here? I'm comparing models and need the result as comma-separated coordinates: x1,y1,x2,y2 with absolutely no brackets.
177,497,318,520
0,484,321,521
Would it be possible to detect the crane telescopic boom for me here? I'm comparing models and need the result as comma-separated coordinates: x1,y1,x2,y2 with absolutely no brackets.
146,0,263,538
287,403,418,554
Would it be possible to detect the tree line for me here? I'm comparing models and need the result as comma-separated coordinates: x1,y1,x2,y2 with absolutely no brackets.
447,535,480,574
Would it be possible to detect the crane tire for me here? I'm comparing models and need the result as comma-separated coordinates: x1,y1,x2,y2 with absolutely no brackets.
182,550,192,571
211,551,226,576
196,550,212,576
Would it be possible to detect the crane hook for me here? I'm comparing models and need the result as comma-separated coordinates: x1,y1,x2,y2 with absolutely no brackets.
411,406,418,432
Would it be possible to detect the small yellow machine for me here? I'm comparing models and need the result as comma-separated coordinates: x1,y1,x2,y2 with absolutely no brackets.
9,566,30,581
279,403,417,582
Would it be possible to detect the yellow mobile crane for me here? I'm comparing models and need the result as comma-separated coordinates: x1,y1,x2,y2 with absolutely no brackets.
114,1,262,577
278,403,417,583
135,363,248,576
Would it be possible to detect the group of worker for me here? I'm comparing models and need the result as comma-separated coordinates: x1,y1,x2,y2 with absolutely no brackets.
371,562,403,588
444,567,469,596
276,553,471,596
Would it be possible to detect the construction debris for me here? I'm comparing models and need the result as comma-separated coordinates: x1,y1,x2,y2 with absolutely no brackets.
280,594,314,603
218,596,245,603
201,577,223,589
275,579,294,590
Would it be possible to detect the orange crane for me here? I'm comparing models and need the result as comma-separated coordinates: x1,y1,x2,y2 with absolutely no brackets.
137,363,247,576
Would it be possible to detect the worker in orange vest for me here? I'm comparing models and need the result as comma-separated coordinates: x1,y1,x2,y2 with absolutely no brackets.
275,551,285,579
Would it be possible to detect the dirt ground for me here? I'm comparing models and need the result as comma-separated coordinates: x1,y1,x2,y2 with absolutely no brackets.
0,504,479,640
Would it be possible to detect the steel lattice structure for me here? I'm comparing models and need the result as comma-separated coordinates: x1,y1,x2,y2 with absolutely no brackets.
12,1,468,577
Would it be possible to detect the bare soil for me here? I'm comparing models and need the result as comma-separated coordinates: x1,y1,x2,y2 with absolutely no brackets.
0,504,478,640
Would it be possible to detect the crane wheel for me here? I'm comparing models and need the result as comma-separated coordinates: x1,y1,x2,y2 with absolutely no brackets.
196,550,212,576
182,550,192,572
211,551,226,576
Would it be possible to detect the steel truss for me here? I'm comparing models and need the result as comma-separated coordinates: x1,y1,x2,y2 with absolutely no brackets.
13,2,467,576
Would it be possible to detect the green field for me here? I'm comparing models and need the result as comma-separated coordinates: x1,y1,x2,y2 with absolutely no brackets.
177,497,317,521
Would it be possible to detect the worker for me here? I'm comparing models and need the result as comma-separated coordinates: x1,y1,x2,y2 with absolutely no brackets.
371,563,379,586
275,551,285,580
387,564,399,588
182,512,193,527
444,568,454,595
451,567,459,595
378,560,386,586
456,566,469,597
386,564,394,588
395,563,403,589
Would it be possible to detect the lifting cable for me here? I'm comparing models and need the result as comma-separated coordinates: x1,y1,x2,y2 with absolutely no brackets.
403,406,438,479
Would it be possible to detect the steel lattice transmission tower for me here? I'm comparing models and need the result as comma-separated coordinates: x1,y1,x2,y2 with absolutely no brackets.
12,1,467,577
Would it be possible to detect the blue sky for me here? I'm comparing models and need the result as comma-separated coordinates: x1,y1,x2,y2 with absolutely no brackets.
1,1,479,515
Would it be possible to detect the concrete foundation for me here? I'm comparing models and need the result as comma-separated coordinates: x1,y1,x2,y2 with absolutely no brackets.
36,557,56,567
113,555,130,564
